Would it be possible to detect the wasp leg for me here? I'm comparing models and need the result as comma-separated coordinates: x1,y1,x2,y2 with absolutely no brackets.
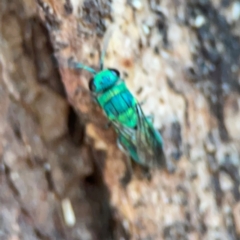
130,162,152,181
104,121,112,129
140,166,152,181
120,155,132,187
117,139,133,187
146,115,154,123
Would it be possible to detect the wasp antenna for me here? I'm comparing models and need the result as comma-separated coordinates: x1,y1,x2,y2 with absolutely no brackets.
99,25,116,70
75,63,97,75
68,58,97,75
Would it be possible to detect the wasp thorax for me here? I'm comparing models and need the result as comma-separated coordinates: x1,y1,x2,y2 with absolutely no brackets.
89,69,120,93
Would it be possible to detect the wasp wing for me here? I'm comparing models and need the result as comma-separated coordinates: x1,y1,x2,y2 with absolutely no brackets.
111,121,140,163
134,104,166,168
111,105,166,168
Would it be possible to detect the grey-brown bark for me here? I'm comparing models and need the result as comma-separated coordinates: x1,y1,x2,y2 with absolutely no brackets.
0,0,240,239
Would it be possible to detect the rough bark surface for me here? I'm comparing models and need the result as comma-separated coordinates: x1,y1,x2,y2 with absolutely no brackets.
0,0,240,239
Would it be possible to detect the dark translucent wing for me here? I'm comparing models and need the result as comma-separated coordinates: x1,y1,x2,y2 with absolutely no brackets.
111,105,166,168
135,105,166,168
111,121,136,144
117,133,139,164
111,120,141,160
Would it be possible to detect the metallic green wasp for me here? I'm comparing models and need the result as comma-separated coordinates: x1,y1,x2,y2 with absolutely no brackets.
68,35,166,170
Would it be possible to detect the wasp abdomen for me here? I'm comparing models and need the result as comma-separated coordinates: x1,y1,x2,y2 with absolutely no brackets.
97,82,138,128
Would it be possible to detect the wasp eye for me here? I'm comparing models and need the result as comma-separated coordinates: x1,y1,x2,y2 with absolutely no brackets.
108,68,120,77
89,78,95,91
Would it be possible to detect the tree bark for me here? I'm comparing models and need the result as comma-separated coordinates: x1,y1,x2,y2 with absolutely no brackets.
0,0,240,239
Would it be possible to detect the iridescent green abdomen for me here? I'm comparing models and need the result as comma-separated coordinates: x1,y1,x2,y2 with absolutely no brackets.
96,81,138,128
